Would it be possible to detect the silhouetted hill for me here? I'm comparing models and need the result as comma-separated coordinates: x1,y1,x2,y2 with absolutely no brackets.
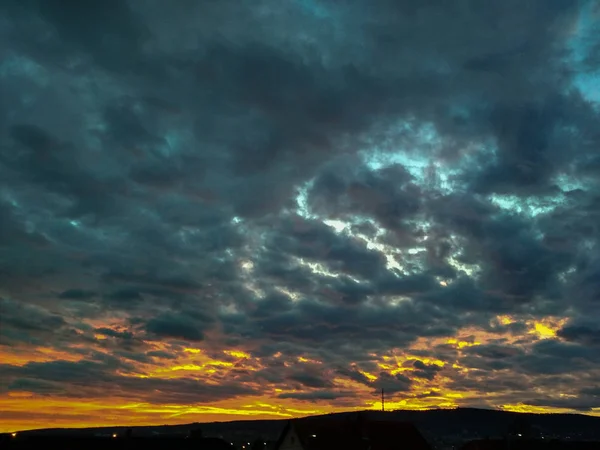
11,408,600,444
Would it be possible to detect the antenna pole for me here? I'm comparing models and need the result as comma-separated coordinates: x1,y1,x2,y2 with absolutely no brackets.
381,388,385,412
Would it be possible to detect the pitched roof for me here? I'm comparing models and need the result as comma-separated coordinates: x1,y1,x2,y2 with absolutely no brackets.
275,414,432,450
359,420,431,450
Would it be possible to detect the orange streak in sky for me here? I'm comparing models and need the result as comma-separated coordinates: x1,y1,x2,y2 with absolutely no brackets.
3,316,600,433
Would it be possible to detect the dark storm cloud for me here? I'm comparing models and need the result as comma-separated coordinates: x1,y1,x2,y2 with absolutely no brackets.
0,0,599,415
309,163,422,233
232,293,460,356
144,311,213,342
516,340,600,376
289,372,334,389
471,97,570,195
464,344,524,361
376,272,437,298
581,387,600,397
431,196,575,306
0,298,65,333
35,0,148,72
376,372,412,394
104,288,144,303
412,360,443,381
277,390,354,401
146,350,177,360
558,320,600,346
336,368,374,387
457,344,526,372
455,339,600,378
6,378,60,395
0,298,69,346
100,270,204,295
4,123,128,219
265,216,388,280
58,289,96,300
0,196,48,247
1,358,257,403
0,359,117,384
95,327,134,341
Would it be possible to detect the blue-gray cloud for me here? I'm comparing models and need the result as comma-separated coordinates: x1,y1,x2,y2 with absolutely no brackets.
1,0,599,416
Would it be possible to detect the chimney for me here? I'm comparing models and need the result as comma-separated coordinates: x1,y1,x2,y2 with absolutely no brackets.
381,388,385,412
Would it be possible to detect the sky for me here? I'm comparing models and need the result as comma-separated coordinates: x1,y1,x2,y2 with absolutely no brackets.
1,0,600,433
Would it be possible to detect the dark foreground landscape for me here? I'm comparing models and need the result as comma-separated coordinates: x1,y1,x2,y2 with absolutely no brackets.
2,408,600,450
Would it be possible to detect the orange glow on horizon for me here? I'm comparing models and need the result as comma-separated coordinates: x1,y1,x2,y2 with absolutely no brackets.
2,315,598,434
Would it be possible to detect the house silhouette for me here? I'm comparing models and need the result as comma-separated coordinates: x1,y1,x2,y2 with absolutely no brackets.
273,413,432,450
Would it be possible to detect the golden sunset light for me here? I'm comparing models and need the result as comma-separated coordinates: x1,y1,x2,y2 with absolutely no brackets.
1,1,600,445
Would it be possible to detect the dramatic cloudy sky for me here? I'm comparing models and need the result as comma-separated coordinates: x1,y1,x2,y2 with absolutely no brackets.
1,0,600,432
